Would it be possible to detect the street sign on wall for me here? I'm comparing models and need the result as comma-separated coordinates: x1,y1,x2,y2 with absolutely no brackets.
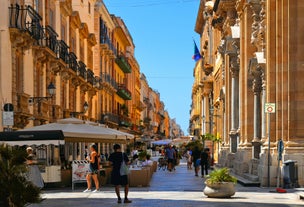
264,103,276,113
2,111,14,126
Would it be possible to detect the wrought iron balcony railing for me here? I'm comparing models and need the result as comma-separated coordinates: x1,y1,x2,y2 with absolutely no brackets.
100,73,117,88
78,61,87,79
68,52,78,73
100,35,117,55
119,115,132,127
101,112,120,125
9,4,43,41
115,53,131,73
44,25,58,53
57,40,69,62
86,69,94,85
117,84,132,100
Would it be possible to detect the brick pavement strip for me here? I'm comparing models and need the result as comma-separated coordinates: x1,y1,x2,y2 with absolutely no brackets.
29,159,304,207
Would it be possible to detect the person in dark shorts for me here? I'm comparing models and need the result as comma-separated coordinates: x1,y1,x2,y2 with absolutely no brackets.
200,148,209,177
165,145,176,171
192,146,201,176
108,144,132,204
83,144,100,193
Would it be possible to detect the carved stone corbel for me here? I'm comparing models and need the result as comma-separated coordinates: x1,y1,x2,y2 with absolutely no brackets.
248,0,262,47
61,69,71,81
71,77,80,87
80,83,89,92
258,0,266,50
50,61,61,74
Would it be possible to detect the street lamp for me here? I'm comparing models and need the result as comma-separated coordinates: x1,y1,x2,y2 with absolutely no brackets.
29,82,56,104
70,101,89,117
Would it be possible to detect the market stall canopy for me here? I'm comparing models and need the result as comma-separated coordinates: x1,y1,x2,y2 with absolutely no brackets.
151,139,172,145
0,130,64,146
19,118,134,144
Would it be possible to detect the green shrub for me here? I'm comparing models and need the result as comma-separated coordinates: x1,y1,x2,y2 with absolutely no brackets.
0,144,42,207
206,167,237,184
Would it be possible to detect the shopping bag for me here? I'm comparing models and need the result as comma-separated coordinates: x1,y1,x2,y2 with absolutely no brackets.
120,153,130,175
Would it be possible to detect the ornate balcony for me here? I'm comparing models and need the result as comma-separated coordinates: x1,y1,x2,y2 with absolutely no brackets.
68,52,78,73
44,26,58,54
119,115,132,127
134,100,145,111
35,101,50,121
16,93,30,115
78,61,87,79
9,4,44,41
86,69,94,85
117,84,132,100
100,35,117,57
101,112,120,126
57,40,69,62
100,18,117,57
115,53,131,73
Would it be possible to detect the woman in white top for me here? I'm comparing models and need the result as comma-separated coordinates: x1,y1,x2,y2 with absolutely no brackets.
142,154,153,166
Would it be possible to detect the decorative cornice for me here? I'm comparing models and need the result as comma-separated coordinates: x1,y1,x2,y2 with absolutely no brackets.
214,0,237,16
60,0,73,17
79,23,89,37
70,11,81,29
194,0,207,34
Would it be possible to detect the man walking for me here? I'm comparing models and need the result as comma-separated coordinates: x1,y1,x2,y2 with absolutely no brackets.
200,148,209,178
165,145,176,171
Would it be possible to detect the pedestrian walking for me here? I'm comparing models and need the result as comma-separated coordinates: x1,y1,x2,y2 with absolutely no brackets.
172,145,178,170
192,146,201,176
83,144,100,193
185,148,192,169
200,148,209,177
165,145,176,171
108,144,132,204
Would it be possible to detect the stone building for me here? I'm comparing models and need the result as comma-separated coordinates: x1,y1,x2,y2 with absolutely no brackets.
192,0,304,187
0,0,180,151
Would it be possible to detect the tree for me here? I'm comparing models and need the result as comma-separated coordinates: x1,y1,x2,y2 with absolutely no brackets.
0,144,41,207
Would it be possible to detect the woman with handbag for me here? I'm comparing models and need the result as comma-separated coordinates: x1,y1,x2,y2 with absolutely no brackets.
108,144,132,204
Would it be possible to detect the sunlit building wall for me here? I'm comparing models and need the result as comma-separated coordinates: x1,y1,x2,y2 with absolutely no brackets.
193,0,304,187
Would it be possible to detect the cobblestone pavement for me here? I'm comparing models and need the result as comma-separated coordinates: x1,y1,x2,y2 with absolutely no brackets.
29,159,304,207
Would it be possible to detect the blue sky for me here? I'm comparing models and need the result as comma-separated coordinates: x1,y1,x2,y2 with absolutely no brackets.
103,0,200,134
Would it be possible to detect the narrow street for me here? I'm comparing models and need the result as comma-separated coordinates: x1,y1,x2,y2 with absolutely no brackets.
29,159,304,207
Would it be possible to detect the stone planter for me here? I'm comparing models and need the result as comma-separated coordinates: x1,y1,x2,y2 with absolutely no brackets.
203,182,235,198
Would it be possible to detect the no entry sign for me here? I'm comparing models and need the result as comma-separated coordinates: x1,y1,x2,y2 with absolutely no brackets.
264,103,276,113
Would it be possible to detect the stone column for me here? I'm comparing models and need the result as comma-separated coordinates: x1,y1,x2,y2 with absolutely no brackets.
252,66,262,159
227,38,240,153
261,71,266,140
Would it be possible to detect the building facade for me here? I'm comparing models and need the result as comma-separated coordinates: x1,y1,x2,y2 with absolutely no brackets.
0,0,179,146
192,0,304,187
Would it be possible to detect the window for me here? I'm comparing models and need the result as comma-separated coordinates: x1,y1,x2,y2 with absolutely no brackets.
61,25,66,41
71,37,76,53
88,2,91,14
80,41,84,60
49,10,54,28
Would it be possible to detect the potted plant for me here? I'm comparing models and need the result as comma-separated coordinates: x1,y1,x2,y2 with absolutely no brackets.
203,167,237,198
0,144,42,206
